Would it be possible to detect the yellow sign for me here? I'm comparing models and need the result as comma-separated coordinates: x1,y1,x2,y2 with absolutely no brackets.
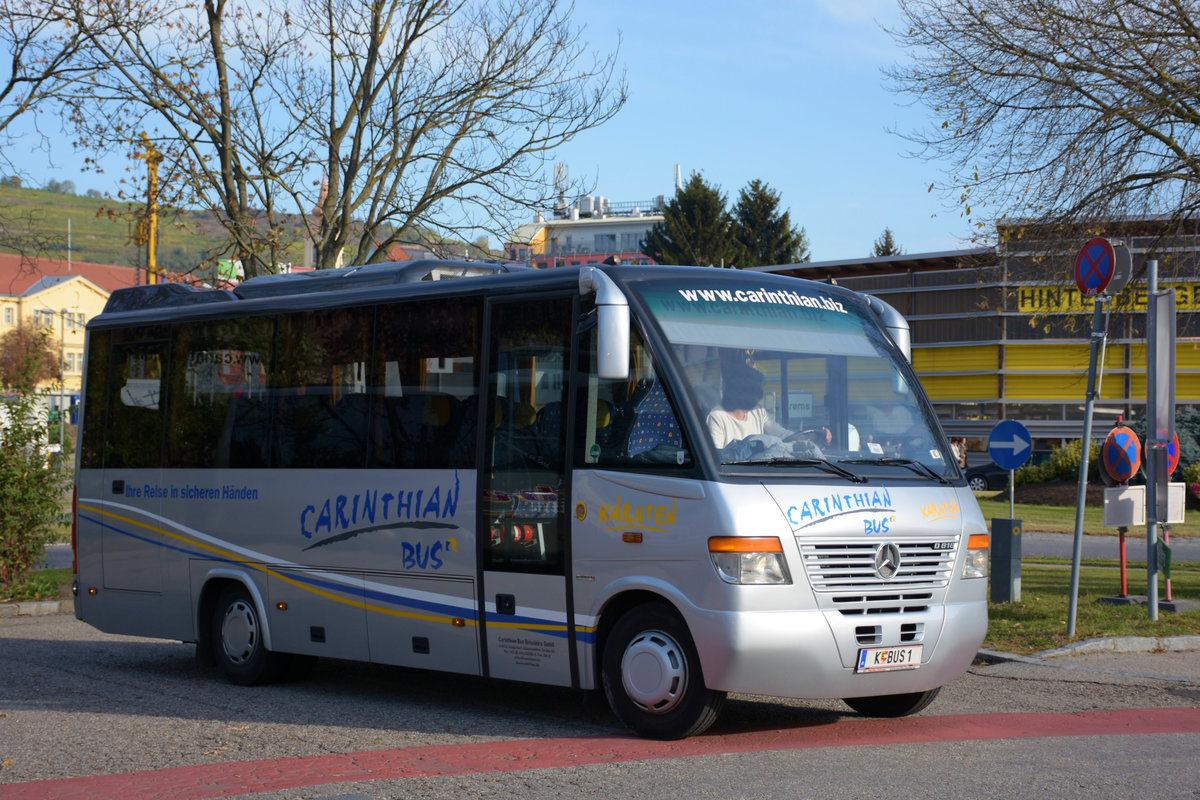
1018,282,1200,313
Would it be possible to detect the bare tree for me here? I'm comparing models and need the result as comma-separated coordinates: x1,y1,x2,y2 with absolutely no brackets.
887,0,1200,259
64,0,626,276
1,0,95,256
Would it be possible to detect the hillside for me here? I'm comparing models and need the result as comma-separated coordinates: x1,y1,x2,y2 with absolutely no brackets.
0,185,498,273
0,185,308,274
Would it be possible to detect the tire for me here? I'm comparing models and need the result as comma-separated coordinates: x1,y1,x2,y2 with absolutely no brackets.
601,603,726,739
967,475,988,492
843,687,941,718
211,584,284,686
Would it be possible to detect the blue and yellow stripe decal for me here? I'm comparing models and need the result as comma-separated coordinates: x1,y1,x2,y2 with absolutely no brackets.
78,500,597,644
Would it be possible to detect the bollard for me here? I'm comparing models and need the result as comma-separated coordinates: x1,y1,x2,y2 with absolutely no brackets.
990,518,1022,603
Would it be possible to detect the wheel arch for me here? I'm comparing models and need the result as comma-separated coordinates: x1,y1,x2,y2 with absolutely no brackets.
195,570,273,664
592,588,684,682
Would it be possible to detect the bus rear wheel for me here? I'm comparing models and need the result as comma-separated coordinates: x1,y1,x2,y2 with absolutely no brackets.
843,687,941,717
601,603,725,739
211,584,284,686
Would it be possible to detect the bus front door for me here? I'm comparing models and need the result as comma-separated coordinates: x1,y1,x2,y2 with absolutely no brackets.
479,297,577,687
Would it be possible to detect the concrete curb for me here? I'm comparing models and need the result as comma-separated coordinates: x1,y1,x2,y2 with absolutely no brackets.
979,635,1200,665
0,598,74,618
976,637,1200,685
1031,635,1200,658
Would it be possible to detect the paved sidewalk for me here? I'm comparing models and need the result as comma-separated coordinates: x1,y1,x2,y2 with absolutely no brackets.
981,635,1200,684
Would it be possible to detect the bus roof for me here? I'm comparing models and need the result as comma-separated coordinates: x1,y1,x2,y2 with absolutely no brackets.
95,260,870,327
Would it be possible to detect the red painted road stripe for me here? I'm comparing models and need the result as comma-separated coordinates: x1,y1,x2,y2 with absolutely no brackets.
3,707,1198,800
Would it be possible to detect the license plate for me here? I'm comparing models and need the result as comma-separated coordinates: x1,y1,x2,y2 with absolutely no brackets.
856,645,922,673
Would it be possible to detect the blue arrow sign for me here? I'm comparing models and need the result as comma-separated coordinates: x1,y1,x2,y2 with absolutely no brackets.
989,420,1033,471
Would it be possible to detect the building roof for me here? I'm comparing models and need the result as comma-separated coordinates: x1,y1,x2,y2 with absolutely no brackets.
751,247,996,281
20,275,74,296
0,252,145,296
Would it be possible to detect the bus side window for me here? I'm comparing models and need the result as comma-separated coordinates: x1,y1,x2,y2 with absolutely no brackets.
271,308,370,469
577,328,692,469
371,298,480,469
105,337,168,469
79,329,110,470
167,317,272,469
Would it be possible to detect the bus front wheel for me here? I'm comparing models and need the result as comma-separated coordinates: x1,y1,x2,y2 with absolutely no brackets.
601,603,725,739
843,687,941,717
211,584,284,686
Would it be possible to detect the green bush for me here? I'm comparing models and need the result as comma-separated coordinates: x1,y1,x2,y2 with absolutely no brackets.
0,391,71,590
1014,438,1100,486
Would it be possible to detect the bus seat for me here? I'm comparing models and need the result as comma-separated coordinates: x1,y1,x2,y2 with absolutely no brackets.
627,382,682,457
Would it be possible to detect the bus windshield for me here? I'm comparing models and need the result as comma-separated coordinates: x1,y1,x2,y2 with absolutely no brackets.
632,278,956,480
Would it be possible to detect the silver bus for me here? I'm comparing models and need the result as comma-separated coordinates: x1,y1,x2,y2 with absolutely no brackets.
73,260,988,739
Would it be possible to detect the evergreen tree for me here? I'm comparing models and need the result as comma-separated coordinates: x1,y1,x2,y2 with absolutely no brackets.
641,173,741,267
730,179,809,267
871,228,903,257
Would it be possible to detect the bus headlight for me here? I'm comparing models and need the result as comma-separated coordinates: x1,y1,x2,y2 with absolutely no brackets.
708,537,792,585
963,533,989,579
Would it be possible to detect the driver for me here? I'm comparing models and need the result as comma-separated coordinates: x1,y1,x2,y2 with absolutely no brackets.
706,363,796,450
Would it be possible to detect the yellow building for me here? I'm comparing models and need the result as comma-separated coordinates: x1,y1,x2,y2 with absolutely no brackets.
0,253,140,415
1,273,108,399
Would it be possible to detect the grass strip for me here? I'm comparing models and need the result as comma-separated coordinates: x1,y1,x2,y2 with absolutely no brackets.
985,563,1200,654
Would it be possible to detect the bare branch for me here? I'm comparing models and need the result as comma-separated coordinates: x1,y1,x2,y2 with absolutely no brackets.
887,0,1200,260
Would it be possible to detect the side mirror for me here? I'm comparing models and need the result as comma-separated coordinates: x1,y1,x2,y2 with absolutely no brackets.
579,267,630,381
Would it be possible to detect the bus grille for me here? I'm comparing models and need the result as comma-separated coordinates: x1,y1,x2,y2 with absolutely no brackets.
799,540,955,593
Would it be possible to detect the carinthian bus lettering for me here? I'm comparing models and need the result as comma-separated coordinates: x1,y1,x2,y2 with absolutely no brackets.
300,472,461,545
787,487,895,529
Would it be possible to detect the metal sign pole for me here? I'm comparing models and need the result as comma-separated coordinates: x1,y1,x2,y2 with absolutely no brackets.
1009,469,1015,519
1067,297,1106,636
1146,260,1159,621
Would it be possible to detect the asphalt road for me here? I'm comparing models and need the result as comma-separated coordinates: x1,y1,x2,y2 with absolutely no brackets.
1,615,1198,800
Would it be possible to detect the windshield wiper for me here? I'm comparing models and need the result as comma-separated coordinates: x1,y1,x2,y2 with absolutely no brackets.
840,457,951,484
722,456,868,483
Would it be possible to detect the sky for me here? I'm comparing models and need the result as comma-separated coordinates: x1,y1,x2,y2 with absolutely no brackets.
548,0,971,260
9,0,971,262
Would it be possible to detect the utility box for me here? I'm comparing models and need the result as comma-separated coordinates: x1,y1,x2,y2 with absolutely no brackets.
990,518,1022,603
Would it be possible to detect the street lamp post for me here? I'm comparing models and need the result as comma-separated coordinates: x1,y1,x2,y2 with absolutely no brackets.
59,308,67,449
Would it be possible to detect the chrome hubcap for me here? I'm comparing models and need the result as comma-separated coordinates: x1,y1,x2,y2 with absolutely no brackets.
621,629,688,713
221,599,258,665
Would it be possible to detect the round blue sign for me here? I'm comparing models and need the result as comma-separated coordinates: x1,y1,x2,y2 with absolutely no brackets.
988,420,1032,471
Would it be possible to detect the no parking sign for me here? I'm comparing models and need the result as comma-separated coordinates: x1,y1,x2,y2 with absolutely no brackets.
1073,237,1132,298
1102,426,1141,484
1159,431,1180,476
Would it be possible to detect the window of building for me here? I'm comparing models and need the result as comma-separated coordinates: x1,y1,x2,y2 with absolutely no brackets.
3,307,12,325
